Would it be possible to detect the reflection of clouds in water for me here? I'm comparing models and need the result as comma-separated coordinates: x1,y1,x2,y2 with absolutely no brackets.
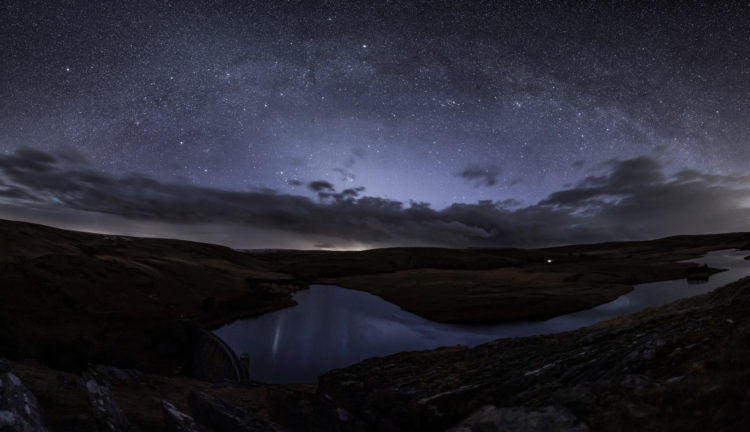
215,249,750,383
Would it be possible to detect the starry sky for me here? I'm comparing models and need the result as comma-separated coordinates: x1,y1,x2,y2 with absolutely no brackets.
1,0,750,249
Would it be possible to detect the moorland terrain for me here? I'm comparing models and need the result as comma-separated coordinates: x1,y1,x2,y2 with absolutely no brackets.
2,218,749,431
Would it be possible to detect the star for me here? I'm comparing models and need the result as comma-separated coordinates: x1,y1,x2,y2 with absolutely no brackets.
0,1,747,247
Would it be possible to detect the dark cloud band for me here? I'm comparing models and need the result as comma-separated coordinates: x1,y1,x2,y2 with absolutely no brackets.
1,149,749,248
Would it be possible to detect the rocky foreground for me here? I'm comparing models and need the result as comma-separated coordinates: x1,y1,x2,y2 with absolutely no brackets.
319,274,750,431
2,218,750,430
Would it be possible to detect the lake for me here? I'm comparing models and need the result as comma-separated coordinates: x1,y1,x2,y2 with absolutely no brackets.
214,248,750,383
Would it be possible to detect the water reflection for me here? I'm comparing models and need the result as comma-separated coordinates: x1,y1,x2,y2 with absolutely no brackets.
214,249,750,383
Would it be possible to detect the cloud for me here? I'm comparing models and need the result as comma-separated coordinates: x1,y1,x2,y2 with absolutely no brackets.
307,180,335,192
457,164,501,187
339,186,365,198
538,157,750,239
0,149,749,249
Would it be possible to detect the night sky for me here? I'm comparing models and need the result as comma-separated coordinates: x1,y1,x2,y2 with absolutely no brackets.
2,0,750,249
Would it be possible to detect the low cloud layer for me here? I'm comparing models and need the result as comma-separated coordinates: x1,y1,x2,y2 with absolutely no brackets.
1,149,749,249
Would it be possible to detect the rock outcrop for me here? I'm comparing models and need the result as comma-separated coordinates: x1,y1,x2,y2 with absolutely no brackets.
0,359,48,432
162,401,210,432
85,378,135,432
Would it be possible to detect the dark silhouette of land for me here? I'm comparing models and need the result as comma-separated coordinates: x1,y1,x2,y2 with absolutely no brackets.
1,218,749,430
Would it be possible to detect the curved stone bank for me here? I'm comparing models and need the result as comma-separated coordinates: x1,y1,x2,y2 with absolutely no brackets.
188,324,249,384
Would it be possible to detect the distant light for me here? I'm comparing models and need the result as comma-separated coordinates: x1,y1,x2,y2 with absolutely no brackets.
546,259,553,264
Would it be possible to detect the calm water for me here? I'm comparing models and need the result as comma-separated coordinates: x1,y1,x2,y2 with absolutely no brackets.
214,249,750,383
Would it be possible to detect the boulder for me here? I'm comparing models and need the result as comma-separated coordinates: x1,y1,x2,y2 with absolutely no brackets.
162,401,210,432
85,378,135,432
0,358,49,432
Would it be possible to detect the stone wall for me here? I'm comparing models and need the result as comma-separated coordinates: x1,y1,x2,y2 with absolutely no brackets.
188,323,249,383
